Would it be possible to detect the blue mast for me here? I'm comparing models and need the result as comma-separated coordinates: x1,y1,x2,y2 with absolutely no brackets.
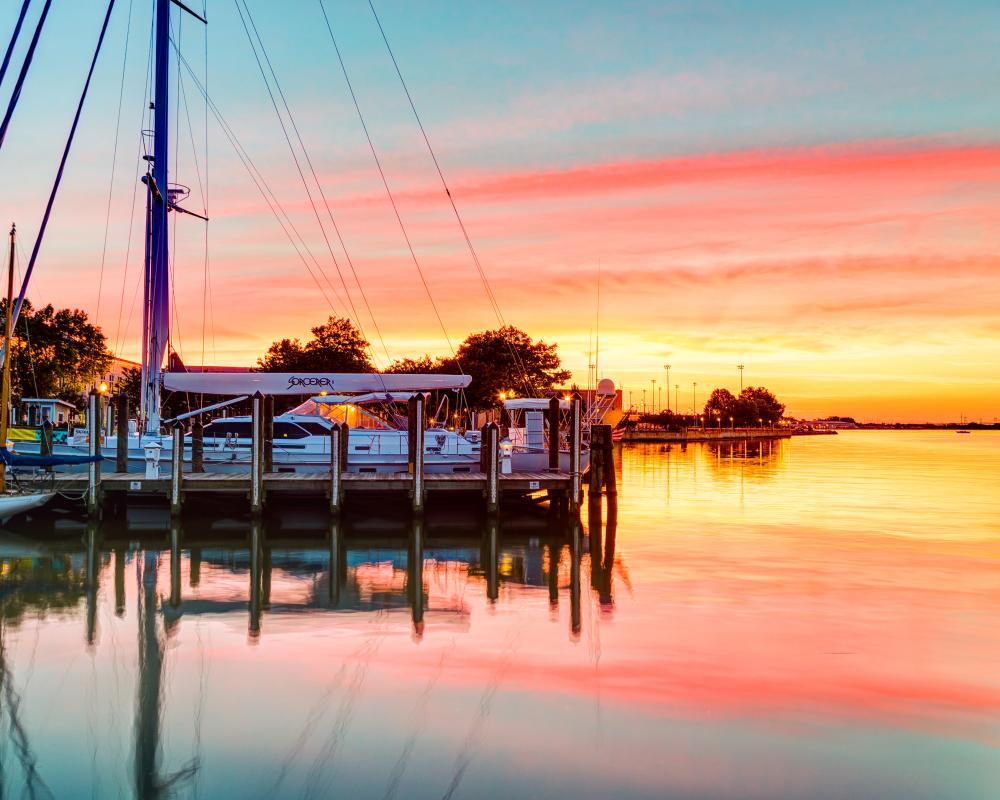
141,0,171,435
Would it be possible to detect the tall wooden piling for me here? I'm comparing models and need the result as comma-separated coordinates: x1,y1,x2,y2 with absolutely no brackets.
329,422,343,515
250,392,264,516
407,394,425,513
588,424,606,500
40,418,53,458
547,396,561,471
87,390,102,518
482,422,500,515
263,394,274,473
569,394,582,511
190,419,203,473
115,393,128,472
170,423,183,517
602,424,617,497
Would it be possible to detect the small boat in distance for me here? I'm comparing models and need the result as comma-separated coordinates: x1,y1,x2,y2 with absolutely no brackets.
957,430,971,434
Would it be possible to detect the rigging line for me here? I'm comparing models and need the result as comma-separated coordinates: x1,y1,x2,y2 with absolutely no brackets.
173,46,345,317
239,0,392,369
0,0,50,151
96,0,135,323
366,0,538,394
0,0,31,91
10,0,119,335
232,1,366,349
317,0,461,366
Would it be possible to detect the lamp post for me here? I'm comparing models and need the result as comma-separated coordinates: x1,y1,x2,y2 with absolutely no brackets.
651,379,656,414
692,382,697,417
642,388,646,413
730,416,734,430
738,363,744,392
663,364,671,411
675,384,679,415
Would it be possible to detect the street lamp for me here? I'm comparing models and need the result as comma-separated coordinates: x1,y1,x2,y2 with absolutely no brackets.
729,416,734,429
692,382,697,417
651,379,656,414
675,384,679,415
663,364,671,411
738,364,745,392
642,388,647,413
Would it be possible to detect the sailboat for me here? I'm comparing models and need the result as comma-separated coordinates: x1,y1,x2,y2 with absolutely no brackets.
13,0,607,475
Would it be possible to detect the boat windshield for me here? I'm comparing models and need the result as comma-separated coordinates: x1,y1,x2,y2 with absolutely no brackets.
288,399,400,430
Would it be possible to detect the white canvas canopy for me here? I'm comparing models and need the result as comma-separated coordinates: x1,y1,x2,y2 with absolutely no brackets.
503,398,570,410
162,372,471,396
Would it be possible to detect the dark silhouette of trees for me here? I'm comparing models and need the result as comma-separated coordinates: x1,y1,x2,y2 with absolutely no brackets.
256,317,374,373
702,385,784,425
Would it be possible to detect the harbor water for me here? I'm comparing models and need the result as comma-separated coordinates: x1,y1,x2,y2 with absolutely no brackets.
0,430,998,798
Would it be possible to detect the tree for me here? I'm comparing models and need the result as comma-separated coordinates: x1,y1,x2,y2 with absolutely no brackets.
117,366,141,409
1,299,114,408
702,388,739,426
383,355,456,374
454,325,570,410
257,317,373,373
736,386,785,425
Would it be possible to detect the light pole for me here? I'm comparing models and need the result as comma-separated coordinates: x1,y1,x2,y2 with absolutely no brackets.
659,386,663,411
651,379,656,414
738,363,745,393
628,390,633,410
663,364,671,411
642,388,646,413
674,384,679,415
692,382,697,417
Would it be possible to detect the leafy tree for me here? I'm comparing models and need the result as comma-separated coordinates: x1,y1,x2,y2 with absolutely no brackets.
384,355,456,374
736,386,785,425
454,325,570,410
1,299,113,408
257,316,373,373
702,388,739,426
117,365,141,409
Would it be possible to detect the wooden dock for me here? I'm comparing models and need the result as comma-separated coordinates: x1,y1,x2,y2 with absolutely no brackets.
58,391,621,519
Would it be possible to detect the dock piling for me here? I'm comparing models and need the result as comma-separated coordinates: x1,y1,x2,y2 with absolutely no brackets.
408,394,425,514
190,419,203,473
40,418,53,459
485,514,499,602
409,515,425,634
86,390,102,518
602,424,617,497
569,516,582,638
482,422,500,514
588,424,606,500
328,517,341,607
547,396,561,470
250,392,264,516
169,519,182,608
263,395,274,473
115,393,128,472
569,394,582,511
170,423,183,517
329,422,343,515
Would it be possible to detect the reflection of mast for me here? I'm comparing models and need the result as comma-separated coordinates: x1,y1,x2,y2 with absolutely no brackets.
408,516,425,637
135,551,163,799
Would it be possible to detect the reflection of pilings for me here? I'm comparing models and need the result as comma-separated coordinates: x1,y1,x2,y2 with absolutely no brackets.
547,542,561,607
588,500,603,591
327,517,341,608
409,516,425,635
484,515,499,602
169,520,182,609
135,551,163,799
569,517,581,638
114,546,126,617
189,548,201,588
85,521,99,646
597,498,617,607
249,520,263,640
262,544,272,609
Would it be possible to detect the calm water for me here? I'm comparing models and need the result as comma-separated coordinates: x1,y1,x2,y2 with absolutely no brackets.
1,431,999,799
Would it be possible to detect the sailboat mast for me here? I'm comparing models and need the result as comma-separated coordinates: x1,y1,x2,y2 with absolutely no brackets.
0,225,14,492
141,0,171,435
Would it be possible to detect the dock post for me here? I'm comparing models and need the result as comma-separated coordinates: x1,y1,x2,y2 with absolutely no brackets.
170,423,183,517
329,422,343,515
409,515,425,636
190,419,203,473
547,396,561,470
588,425,606,501
115,393,128,472
408,394,425,514
86,390,102,518
569,394,582,512
603,424,617,497
263,394,274,473
485,514,499,602
250,391,264,516
482,422,499,515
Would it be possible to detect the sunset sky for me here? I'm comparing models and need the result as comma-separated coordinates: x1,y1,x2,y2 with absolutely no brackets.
1,1,998,422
